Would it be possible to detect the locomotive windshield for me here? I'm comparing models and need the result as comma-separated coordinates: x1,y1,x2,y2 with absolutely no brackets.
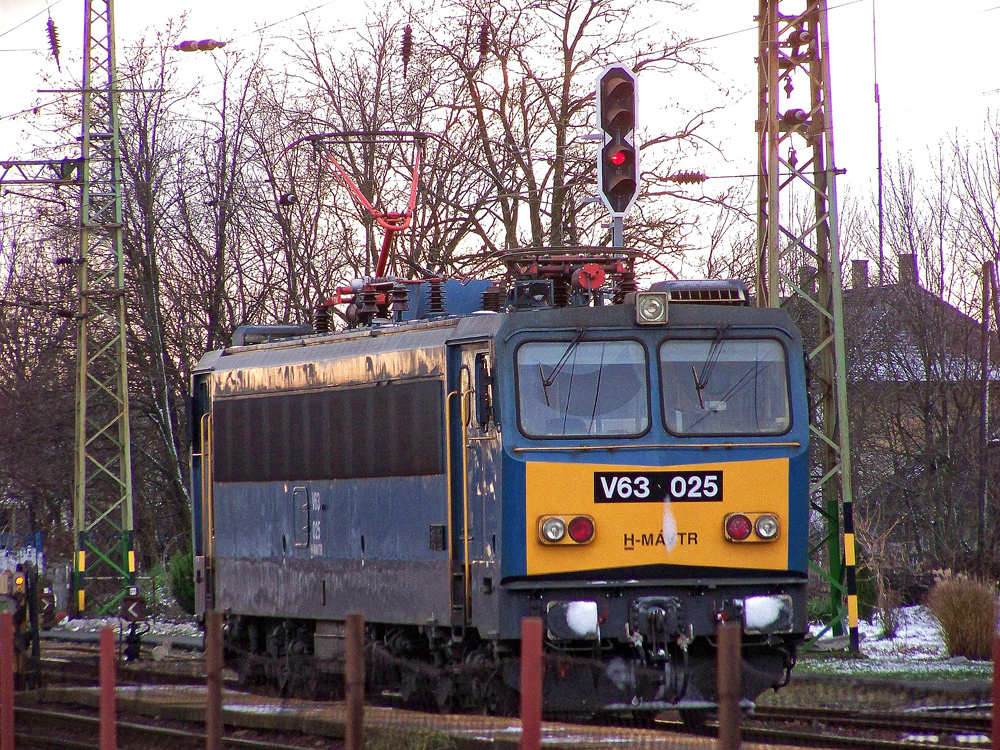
659,337,790,436
516,340,649,437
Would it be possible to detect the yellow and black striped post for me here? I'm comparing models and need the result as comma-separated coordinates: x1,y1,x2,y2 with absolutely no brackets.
843,501,860,651
74,532,86,614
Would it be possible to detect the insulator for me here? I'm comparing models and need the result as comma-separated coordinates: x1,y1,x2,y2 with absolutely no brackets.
389,284,410,313
478,22,489,60
780,108,809,126
787,28,812,47
427,278,446,315
669,170,707,185
313,304,332,334
552,277,570,308
481,284,504,312
613,271,637,304
401,24,413,77
359,291,379,315
46,18,61,71
173,39,226,52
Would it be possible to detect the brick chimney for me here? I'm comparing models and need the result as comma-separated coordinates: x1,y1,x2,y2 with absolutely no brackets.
852,259,869,289
898,254,919,286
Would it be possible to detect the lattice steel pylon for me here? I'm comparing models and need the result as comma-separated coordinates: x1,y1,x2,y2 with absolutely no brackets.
756,0,859,649
72,0,136,615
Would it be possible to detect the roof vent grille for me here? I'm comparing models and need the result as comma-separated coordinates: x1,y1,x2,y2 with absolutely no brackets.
650,279,750,306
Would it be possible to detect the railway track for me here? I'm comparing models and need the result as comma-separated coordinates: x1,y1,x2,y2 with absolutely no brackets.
13,687,996,750
14,705,325,750
754,703,990,737
730,704,989,749
23,642,998,749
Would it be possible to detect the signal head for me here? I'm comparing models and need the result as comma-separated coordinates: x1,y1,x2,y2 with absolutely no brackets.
596,64,639,217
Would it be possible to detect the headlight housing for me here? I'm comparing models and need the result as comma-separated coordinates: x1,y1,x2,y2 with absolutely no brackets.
635,291,669,324
724,512,782,542
538,515,595,545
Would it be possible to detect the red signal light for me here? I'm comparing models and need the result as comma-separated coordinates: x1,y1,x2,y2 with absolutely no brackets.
568,516,595,543
610,150,627,166
725,514,753,541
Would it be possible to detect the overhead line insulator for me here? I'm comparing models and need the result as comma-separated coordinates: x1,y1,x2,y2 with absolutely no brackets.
401,25,413,77
46,17,61,71
173,39,228,52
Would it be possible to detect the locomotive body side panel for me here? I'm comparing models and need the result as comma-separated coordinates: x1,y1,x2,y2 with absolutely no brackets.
195,323,469,626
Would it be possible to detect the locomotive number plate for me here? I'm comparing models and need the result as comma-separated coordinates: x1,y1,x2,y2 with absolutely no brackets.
594,471,723,503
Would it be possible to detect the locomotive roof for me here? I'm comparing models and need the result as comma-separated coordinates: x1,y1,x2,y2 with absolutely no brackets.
193,302,801,397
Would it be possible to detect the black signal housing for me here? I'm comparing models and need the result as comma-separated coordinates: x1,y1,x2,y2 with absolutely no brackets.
596,65,639,216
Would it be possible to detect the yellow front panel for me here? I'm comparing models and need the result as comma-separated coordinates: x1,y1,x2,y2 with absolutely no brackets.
525,458,789,575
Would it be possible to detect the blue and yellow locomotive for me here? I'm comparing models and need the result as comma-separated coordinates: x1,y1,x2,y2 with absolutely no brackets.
190,248,808,719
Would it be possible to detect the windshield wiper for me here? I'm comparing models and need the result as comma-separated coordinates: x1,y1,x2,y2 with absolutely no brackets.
691,325,730,408
539,328,586,407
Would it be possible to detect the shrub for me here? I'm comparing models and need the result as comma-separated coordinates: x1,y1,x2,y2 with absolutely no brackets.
138,562,166,615
926,575,997,660
855,561,878,622
167,544,196,615
807,596,831,624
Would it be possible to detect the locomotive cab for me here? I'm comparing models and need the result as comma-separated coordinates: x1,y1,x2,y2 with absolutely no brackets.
487,294,808,714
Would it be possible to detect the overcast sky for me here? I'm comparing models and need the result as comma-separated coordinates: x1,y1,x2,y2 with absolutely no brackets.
1,0,997,227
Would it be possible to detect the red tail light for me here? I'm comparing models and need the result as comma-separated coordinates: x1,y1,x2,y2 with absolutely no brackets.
725,514,753,541
568,516,595,543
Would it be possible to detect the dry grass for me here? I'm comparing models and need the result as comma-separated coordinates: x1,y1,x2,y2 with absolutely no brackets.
926,575,998,660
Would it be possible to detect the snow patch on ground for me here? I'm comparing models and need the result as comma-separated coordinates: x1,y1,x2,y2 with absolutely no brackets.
53,616,200,638
807,605,992,677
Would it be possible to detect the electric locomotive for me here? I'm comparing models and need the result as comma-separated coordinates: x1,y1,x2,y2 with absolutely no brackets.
190,247,808,720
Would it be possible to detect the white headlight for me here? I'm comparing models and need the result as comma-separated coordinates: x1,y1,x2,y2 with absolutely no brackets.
635,292,669,324
540,517,566,542
755,514,780,539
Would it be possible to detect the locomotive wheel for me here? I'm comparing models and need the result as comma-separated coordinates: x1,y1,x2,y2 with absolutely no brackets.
233,655,266,687
483,669,519,717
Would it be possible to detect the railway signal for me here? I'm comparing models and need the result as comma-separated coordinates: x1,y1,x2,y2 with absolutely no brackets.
596,65,639,218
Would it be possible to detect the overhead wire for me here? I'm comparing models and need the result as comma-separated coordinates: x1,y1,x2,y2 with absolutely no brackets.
0,0,65,41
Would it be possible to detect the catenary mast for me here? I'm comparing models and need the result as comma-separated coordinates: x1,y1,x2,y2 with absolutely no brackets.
756,0,858,650
72,0,136,614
